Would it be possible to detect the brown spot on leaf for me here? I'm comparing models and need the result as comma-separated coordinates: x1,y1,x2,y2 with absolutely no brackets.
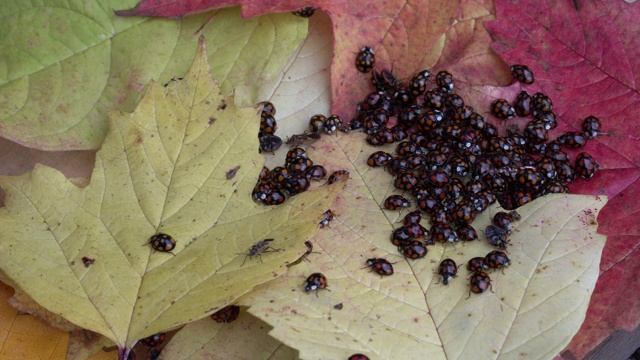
226,165,241,179
218,101,227,110
81,257,95,267
333,303,343,310
208,117,216,125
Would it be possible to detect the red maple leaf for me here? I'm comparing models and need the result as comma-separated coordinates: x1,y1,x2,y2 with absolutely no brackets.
116,0,640,357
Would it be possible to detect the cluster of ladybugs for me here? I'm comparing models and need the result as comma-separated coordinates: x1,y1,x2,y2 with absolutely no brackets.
258,101,284,154
351,45,603,296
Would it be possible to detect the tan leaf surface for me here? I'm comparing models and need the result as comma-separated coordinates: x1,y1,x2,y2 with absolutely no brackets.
237,134,607,359
158,307,298,359
0,37,344,349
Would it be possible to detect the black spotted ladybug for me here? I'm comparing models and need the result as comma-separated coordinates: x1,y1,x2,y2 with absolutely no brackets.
554,160,576,184
394,172,419,191
286,147,307,164
291,7,316,17
575,152,600,179
287,157,313,174
491,99,516,119
147,233,177,254
512,191,534,208
451,200,477,225
510,64,535,84
348,354,371,360
258,166,271,183
485,250,511,272
252,181,273,202
558,131,588,149
467,257,488,273
430,223,458,243
468,271,493,296
285,173,311,195
305,164,327,180
140,333,165,347
543,180,569,195
436,70,454,93
327,169,350,185
304,272,329,296
423,88,445,110
514,91,532,117
532,92,553,115
368,151,394,167
147,346,162,360
485,224,509,249
309,114,326,133
582,116,603,139
239,238,282,266
260,113,278,134
259,101,276,116
456,224,478,242
366,258,395,276
390,226,414,246
409,69,430,97
319,209,335,228
384,195,411,210
210,305,240,323
324,115,342,135
355,46,375,73
514,167,542,190
401,240,428,259
402,210,422,226
271,166,291,185
493,211,520,234
258,133,283,153
438,259,458,285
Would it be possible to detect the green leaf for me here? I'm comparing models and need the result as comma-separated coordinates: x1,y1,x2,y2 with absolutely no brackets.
0,1,307,150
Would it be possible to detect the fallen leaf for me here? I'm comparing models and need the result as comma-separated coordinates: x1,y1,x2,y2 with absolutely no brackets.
0,2,307,150
0,37,344,351
485,1,640,357
0,282,69,359
239,139,607,358
158,306,298,359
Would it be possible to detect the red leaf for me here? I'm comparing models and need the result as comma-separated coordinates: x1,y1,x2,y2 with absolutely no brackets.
486,0,640,358
116,0,640,357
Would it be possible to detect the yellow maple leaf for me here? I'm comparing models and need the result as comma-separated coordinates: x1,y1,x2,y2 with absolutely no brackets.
0,36,344,350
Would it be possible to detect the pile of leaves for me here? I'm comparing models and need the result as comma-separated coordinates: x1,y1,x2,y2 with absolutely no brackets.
0,0,637,359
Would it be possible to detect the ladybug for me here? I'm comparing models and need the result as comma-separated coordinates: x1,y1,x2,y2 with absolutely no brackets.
285,173,311,195
271,166,291,185
260,113,278,134
430,207,450,225
309,114,326,133
539,111,558,130
512,191,534,208
435,70,454,93
554,160,576,184
349,354,370,360
430,223,459,243
485,250,511,271
493,211,520,234
401,240,428,259
258,133,283,153
510,64,535,84
404,223,427,239
147,233,177,253
286,147,307,164
324,115,343,135
575,152,600,179
423,88,445,110
367,151,394,167
491,99,516,119
582,116,602,139
485,224,509,249
291,7,316,17
391,125,409,141
319,209,335,228
252,181,273,202
258,166,271,183
468,271,493,296
524,119,549,144
558,131,588,149
240,238,282,266
394,87,413,108
451,200,477,225
371,68,399,92
366,258,395,276
305,164,327,180
210,305,240,323
514,167,542,189
390,226,414,246
304,272,329,296
402,210,422,226
532,92,553,115
259,101,276,116
147,346,162,360
514,91,532,117
384,195,411,210
140,333,165,347
467,257,488,273
438,259,458,285
355,46,375,73
394,172,419,191
447,177,464,199
537,156,558,180
327,169,350,185
542,180,569,195
456,224,478,242
287,157,313,174
409,69,430,97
